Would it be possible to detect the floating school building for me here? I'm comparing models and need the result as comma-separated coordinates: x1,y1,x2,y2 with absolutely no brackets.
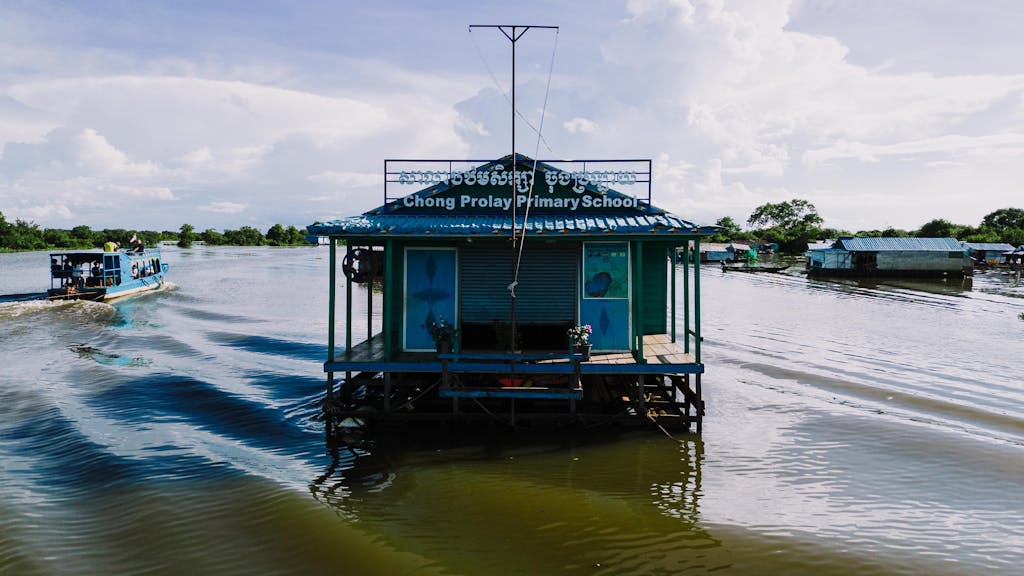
807,236,971,278
308,154,713,432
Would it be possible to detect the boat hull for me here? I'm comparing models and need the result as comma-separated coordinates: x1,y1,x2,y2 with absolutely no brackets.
47,288,106,302
721,263,790,273
48,278,165,302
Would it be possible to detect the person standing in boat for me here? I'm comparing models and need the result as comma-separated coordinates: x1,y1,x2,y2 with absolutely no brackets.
130,233,144,253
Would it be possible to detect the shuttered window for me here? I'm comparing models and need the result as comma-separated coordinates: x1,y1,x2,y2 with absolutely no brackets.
460,241,578,323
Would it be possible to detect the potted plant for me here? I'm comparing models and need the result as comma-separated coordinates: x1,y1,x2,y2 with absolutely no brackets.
567,324,592,361
428,316,457,354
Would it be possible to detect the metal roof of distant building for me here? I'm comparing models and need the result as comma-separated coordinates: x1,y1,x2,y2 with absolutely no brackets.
807,240,835,251
309,212,707,237
835,237,963,252
963,242,1016,251
699,243,731,252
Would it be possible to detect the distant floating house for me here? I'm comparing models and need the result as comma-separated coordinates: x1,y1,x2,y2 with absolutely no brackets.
963,242,1016,266
308,154,714,432
696,241,750,263
697,243,732,262
806,237,971,277
1002,246,1024,268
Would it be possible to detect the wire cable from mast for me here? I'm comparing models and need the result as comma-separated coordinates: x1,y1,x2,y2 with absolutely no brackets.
468,27,557,156
513,28,559,286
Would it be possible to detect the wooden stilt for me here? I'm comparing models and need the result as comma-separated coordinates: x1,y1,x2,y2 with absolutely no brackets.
696,373,703,434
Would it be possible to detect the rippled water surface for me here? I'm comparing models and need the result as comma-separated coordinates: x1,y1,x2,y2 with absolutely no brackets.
1,247,1022,575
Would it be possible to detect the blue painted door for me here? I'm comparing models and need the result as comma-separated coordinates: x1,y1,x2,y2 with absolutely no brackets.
404,248,457,351
580,242,630,351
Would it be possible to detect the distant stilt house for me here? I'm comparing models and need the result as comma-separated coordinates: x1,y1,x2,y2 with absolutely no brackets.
308,154,714,433
963,242,1016,267
807,237,972,277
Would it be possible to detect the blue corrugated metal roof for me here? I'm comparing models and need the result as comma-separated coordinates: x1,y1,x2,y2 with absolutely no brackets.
963,242,1015,252
309,212,704,237
836,237,963,252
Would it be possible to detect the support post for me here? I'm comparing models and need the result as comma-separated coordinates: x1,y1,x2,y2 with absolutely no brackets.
384,240,394,361
638,374,646,415
683,240,690,354
510,27,518,355
328,238,337,362
367,245,373,344
694,239,701,364
635,241,645,362
696,373,703,434
327,238,337,405
345,248,353,352
670,247,677,343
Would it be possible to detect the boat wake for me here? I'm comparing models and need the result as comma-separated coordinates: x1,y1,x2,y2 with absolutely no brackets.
0,298,114,322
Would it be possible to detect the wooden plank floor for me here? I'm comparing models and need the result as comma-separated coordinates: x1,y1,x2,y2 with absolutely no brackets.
637,333,698,365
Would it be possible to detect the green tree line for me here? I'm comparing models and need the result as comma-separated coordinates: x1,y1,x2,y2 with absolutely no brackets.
0,212,311,251
711,204,1024,254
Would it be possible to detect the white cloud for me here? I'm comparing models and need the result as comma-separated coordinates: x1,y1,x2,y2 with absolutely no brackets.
199,201,247,214
564,117,598,134
803,133,1024,165
5,76,396,160
73,128,158,177
17,203,72,220
306,171,381,188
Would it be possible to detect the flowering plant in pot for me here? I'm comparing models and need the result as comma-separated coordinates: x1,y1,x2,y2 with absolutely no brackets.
427,317,457,353
567,324,592,360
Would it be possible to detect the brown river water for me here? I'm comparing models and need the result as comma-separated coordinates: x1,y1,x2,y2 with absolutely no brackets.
1,246,1022,575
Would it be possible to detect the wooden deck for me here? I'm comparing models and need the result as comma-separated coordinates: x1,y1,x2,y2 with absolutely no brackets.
324,332,701,375
322,332,704,433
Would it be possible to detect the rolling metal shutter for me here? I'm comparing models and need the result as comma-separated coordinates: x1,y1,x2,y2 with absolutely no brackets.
460,241,578,323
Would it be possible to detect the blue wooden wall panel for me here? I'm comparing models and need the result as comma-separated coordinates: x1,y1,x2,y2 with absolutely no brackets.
580,298,629,351
404,248,457,350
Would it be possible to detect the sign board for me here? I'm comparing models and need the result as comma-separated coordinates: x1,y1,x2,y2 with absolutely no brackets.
383,159,652,214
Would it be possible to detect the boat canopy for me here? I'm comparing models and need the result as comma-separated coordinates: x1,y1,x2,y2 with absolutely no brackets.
49,252,107,265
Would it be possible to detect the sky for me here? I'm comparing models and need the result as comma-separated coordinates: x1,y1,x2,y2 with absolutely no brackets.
1,0,1023,233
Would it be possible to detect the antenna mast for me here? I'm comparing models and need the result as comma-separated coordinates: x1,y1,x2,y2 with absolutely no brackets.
468,24,558,351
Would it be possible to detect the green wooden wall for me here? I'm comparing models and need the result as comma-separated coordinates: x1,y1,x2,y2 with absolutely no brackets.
641,243,668,335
